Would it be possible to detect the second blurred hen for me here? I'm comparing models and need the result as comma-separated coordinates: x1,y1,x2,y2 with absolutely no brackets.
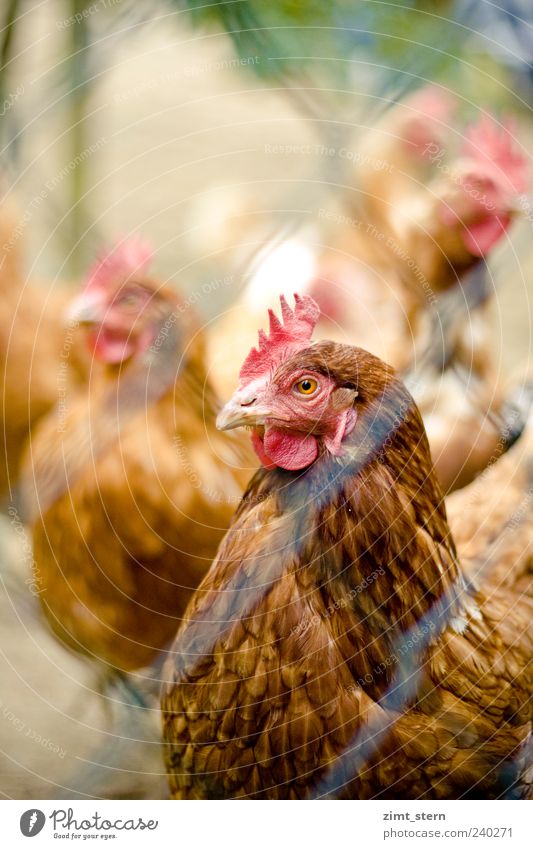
21,238,254,673
0,194,89,499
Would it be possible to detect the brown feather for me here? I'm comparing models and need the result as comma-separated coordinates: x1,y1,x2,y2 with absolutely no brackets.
21,295,255,672
163,342,531,798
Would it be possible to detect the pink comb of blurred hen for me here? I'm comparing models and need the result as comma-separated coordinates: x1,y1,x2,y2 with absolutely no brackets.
86,235,154,289
406,85,455,121
462,116,528,194
239,293,320,383
400,86,456,155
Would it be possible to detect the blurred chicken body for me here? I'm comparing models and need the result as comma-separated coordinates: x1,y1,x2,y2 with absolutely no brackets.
403,263,520,493
446,393,533,596
0,198,87,498
162,295,532,800
354,85,458,230
23,240,254,671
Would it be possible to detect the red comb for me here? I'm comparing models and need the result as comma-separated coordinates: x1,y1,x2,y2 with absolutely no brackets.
86,235,154,289
462,115,528,194
240,293,320,383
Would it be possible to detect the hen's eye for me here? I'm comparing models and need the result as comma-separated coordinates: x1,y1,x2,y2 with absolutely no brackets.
294,377,318,396
116,290,142,309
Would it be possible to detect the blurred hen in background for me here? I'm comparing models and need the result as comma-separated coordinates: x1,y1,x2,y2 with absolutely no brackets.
0,195,89,501
21,237,254,686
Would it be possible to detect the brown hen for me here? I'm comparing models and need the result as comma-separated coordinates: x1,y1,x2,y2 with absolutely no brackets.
162,294,532,799
22,239,254,673
446,395,533,597
0,197,87,499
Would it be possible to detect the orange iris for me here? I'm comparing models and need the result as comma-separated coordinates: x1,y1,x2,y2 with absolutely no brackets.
295,377,318,395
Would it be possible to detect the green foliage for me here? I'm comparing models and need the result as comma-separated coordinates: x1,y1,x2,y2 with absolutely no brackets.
176,1,468,88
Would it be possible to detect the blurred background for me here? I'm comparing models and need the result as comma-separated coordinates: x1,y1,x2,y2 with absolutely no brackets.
0,0,532,799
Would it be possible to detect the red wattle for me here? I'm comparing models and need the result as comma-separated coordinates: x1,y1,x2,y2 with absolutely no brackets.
87,325,154,364
264,427,318,470
88,329,136,364
252,426,318,471
463,215,510,256
251,430,277,470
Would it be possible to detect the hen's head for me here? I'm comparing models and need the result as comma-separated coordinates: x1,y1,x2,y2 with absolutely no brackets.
435,115,528,257
68,236,178,364
397,85,456,159
217,294,398,471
